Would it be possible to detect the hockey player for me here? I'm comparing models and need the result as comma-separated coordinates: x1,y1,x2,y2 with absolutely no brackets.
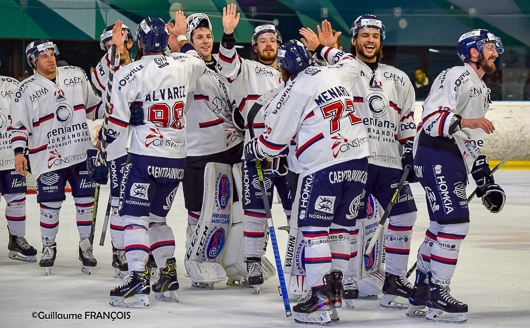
0,75,37,262
180,13,244,289
306,17,419,309
89,20,134,278
11,39,103,275
246,39,370,325
217,2,291,290
409,29,505,323
107,14,206,308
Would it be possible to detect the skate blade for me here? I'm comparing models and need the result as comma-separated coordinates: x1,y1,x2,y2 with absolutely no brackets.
426,308,467,323
109,295,149,308
81,266,92,275
358,292,379,300
344,299,355,310
250,284,261,294
380,294,410,309
293,310,331,325
44,267,52,276
406,305,427,317
8,251,37,263
154,291,179,303
191,282,214,290
330,308,339,321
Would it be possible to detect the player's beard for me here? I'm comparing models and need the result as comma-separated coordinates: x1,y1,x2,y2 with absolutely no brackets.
257,46,277,64
355,41,381,62
480,55,497,74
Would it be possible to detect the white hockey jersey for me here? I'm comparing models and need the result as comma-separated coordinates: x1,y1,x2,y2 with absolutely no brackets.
256,63,370,174
92,48,128,161
10,67,102,178
414,63,491,172
216,44,283,144
185,67,242,157
0,76,20,171
107,53,206,159
320,48,417,170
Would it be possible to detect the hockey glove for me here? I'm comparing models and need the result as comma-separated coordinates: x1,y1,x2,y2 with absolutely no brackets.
401,140,417,182
477,183,506,213
86,149,109,185
471,154,493,187
263,156,289,177
244,138,265,162
129,102,144,126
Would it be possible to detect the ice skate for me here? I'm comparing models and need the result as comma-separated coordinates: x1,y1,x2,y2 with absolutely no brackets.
147,252,157,278
112,247,128,278
406,271,430,318
39,243,57,276
109,268,150,308
324,271,343,321
380,272,413,309
425,283,468,323
246,257,264,294
293,285,332,325
191,281,214,290
342,278,358,309
79,238,97,275
8,233,37,262
152,257,179,302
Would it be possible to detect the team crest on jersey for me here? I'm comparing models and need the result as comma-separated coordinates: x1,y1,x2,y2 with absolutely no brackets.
39,172,60,186
206,228,226,259
0,112,7,133
163,187,178,210
366,194,375,219
215,174,230,210
55,103,73,125
130,183,149,200
346,189,366,220
314,195,335,214
54,89,66,102
367,93,388,118
154,56,169,68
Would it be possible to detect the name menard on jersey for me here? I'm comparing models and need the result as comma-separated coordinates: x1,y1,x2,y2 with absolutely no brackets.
314,86,350,106
144,85,187,102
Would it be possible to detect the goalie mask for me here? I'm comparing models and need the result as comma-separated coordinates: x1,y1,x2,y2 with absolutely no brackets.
26,40,60,69
457,29,504,63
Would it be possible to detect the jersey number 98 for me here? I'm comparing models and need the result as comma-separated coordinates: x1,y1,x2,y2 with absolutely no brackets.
148,102,184,129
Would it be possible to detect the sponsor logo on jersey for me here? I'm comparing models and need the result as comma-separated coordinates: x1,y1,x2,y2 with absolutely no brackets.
453,182,467,200
154,56,169,68
383,71,405,86
0,112,7,133
299,173,314,210
434,170,454,214
454,70,470,91
225,129,240,147
144,127,183,148
366,93,388,118
147,166,184,179
215,174,230,210
0,88,14,99
63,76,82,87
366,194,375,219
346,189,366,220
328,168,368,184
314,195,335,214
79,178,95,189
28,86,49,103
130,183,149,200
330,134,369,158
206,228,226,259
11,177,25,188
163,187,178,211
117,64,144,90
414,165,423,179
363,236,379,271
254,66,275,77
55,103,73,125
47,149,87,169
425,186,439,212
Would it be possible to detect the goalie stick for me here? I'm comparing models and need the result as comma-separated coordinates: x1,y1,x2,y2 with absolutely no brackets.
247,90,291,317
364,165,411,258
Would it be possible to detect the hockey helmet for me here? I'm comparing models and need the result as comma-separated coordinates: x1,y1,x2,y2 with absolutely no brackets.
99,23,133,51
186,13,213,42
136,17,169,53
25,39,60,68
277,40,311,76
350,14,386,40
251,24,282,46
457,29,504,63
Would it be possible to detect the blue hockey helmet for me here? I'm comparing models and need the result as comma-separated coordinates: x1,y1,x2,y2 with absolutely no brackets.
350,14,386,40
186,13,213,42
457,29,504,62
136,17,169,53
251,24,282,46
25,39,60,68
277,39,311,76
99,23,133,51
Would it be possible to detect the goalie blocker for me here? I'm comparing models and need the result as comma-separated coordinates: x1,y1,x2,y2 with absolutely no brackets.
184,162,275,288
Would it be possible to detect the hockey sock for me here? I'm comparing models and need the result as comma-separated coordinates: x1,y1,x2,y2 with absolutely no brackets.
329,223,350,273
74,197,94,240
187,211,200,225
110,196,125,249
343,225,361,283
40,201,61,246
149,215,176,268
430,222,469,287
243,209,267,259
4,193,26,237
416,224,440,275
123,217,149,272
301,226,331,288
385,212,416,276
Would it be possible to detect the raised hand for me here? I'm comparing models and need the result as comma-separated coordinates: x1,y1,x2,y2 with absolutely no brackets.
223,3,240,34
299,27,320,51
318,20,342,48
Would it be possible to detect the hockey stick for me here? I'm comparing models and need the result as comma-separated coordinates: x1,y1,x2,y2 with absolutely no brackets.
364,165,411,258
467,138,526,202
248,92,292,317
99,194,113,246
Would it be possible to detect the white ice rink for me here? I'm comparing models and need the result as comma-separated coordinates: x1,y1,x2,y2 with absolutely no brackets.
0,170,529,328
